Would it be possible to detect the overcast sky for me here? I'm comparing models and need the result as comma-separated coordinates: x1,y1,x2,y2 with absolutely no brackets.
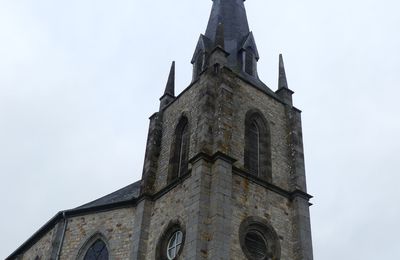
1,0,400,259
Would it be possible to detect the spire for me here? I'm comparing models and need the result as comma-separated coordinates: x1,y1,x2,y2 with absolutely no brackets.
191,0,272,93
278,54,289,89
164,61,175,97
276,54,294,106
159,61,176,110
205,0,250,54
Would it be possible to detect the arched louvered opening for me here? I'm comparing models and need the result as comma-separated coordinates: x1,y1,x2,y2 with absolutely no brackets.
244,230,268,259
244,47,256,76
83,239,109,260
244,110,272,182
194,52,205,79
168,116,190,183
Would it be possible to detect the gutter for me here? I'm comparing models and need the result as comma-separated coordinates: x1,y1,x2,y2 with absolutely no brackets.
56,211,68,260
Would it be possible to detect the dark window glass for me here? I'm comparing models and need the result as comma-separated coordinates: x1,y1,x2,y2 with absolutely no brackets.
84,239,109,260
244,230,268,259
244,111,272,182
248,121,260,176
177,123,189,177
168,117,190,183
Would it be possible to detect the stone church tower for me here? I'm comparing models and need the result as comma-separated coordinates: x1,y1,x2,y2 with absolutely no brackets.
8,0,313,259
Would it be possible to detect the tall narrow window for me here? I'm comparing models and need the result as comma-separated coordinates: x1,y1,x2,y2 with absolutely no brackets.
177,123,189,177
168,117,190,183
83,239,109,260
248,121,260,175
244,110,272,182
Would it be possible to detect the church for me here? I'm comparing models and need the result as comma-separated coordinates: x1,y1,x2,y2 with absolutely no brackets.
7,0,313,259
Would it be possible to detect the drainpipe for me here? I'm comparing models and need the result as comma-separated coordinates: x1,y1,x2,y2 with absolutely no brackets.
56,211,68,260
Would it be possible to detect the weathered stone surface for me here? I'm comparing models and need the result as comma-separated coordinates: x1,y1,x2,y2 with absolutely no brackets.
60,208,135,260
20,227,56,259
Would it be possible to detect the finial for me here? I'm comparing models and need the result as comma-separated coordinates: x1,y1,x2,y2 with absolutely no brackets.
278,54,289,89
164,61,175,97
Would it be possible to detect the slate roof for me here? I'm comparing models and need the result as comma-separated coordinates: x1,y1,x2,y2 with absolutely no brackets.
6,181,141,259
75,181,141,210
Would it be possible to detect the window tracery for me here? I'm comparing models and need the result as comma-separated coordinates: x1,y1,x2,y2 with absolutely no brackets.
83,239,109,260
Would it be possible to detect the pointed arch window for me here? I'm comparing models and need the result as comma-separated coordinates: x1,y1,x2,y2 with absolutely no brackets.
168,116,190,183
244,110,272,182
83,239,109,260
247,121,261,175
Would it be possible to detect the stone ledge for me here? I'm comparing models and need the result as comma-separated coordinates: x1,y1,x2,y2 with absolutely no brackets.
232,166,313,202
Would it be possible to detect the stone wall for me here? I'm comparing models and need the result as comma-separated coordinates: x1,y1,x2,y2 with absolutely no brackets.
19,226,56,259
230,174,294,259
144,66,305,259
143,156,298,259
60,208,135,260
155,67,293,193
145,158,212,260
155,80,204,192
229,75,292,191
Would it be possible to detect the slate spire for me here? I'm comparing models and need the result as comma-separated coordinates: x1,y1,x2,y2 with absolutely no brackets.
164,61,175,97
278,54,289,89
205,0,250,53
192,0,271,93
159,61,176,110
276,54,294,106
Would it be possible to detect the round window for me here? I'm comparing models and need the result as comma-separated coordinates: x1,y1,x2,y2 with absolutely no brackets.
167,230,183,260
244,230,268,259
239,217,281,260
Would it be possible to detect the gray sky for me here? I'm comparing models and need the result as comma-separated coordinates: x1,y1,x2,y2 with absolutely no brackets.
1,0,399,259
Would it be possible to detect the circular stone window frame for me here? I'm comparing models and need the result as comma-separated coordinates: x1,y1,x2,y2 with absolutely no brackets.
156,220,186,260
239,217,281,260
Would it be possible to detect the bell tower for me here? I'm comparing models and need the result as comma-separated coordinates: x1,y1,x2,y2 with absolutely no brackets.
4,1,314,259
138,0,314,259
